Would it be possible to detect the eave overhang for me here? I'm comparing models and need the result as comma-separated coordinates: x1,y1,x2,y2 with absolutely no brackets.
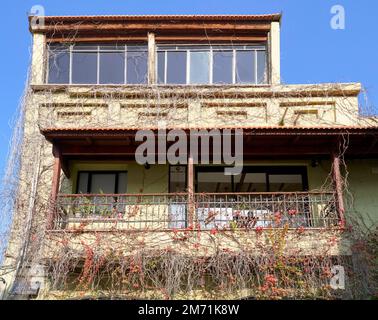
28,14,281,43
40,126,378,163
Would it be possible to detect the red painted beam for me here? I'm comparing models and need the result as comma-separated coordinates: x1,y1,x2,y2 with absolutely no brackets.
332,153,345,228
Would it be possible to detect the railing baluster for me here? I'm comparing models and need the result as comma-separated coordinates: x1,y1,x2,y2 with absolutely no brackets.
53,191,339,231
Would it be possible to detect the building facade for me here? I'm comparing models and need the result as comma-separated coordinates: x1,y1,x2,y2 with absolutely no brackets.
1,14,378,299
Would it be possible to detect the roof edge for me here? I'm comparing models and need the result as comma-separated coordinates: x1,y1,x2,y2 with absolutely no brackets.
40,125,378,136
29,13,282,21
28,13,282,33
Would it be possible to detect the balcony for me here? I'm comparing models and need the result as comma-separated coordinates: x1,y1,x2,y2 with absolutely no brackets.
51,192,339,231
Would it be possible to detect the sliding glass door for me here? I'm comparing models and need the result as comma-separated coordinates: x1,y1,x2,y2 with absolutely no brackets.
195,166,309,229
196,166,308,193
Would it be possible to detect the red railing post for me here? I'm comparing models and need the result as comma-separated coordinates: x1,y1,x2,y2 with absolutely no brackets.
332,153,345,227
48,145,61,229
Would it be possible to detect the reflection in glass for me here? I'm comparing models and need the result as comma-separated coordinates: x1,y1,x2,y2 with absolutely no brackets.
213,51,233,84
72,52,97,84
48,51,70,84
236,50,255,84
127,51,148,84
190,51,209,84
99,52,125,84
167,51,186,84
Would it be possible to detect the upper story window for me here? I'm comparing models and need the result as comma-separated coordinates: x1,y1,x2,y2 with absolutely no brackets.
47,43,267,85
157,45,267,85
47,44,148,84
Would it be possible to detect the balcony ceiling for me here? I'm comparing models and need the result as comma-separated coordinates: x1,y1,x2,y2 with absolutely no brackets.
41,126,378,164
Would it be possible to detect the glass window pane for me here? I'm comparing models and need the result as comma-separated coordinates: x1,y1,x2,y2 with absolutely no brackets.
127,45,148,52
235,173,267,192
99,44,125,51
269,174,303,192
169,166,186,192
190,51,209,84
167,51,186,84
157,51,165,84
99,52,125,84
213,51,233,84
117,173,128,194
257,51,267,84
72,52,98,84
236,50,255,84
77,173,89,193
90,174,116,194
48,51,70,84
126,51,147,84
73,44,98,51
197,172,232,193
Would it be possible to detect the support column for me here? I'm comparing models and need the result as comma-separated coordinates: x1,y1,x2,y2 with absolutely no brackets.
148,32,156,85
269,21,281,85
31,33,46,84
332,153,345,227
48,146,61,229
187,156,194,227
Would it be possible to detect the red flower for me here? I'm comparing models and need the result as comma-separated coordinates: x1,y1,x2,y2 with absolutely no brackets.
264,274,278,286
274,212,282,224
193,243,200,249
296,226,305,234
210,228,218,235
255,226,264,233
288,209,297,216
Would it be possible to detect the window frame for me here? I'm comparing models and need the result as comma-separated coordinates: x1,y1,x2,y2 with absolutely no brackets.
168,165,188,193
75,170,128,194
47,44,148,85
195,166,308,193
156,44,267,85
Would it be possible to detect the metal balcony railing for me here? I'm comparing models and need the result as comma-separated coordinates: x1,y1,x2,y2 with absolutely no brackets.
52,192,339,230
194,192,338,229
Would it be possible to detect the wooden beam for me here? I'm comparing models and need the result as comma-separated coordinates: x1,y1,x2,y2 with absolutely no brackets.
291,136,301,145
49,146,62,229
47,36,148,43
61,158,70,179
47,35,267,43
368,136,378,153
156,35,267,42
332,153,345,227
58,143,335,157
42,23,271,32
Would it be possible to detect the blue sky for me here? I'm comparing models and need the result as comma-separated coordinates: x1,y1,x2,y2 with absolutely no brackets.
0,0,377,176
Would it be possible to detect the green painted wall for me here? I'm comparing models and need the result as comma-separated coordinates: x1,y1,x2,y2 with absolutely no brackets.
66,161,169,194
345,159,378,229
